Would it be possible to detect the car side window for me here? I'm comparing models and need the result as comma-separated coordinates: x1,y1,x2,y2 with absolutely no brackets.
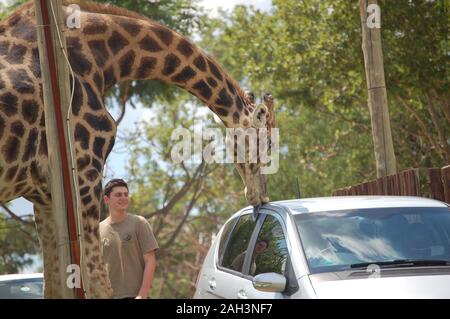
221,214,257,273
250,215,288,277
218,217,238,264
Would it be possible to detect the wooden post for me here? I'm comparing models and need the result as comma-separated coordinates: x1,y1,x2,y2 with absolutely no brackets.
442,165,450,204
429,168,445,201
34,0,85,298
359,0,397,178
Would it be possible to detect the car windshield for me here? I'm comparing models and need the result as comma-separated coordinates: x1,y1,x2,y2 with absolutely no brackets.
295,207,450,274
0,278,43,299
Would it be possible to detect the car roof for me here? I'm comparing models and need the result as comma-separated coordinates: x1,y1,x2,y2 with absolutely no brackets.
0,273,43,281
245,196,448,215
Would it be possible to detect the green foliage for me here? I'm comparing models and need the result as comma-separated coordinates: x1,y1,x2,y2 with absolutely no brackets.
378,0,449,167
199,0,448,200
0,0,28,20
254,216,288,275
199,0,375,197
0,213,40,274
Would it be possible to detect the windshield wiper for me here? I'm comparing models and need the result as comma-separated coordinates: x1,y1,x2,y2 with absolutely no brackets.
350,259,450,269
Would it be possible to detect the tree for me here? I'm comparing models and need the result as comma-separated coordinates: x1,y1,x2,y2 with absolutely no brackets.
199,1,375,197
379,0,449,166
0,0,28,20
198,0,448,199
120,96,247,298
0,206,40,274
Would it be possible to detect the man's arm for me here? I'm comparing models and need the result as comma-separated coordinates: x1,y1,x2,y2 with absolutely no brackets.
136,250,157,299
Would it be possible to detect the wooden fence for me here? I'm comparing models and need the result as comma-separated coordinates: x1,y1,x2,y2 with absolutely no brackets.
332,165,450,204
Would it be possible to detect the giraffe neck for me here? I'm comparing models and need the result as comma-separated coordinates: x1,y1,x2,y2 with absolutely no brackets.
70,10,252,128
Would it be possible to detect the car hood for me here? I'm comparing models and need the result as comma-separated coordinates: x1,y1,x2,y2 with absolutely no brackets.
309,268,450,299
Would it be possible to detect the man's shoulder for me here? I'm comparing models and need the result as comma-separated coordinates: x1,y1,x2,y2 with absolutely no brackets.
99,218,111,236
129,214,148,224
100,217,110,227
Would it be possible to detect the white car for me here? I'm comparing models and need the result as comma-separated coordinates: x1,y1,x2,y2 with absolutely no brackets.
0,273,43,299
194,196,450,299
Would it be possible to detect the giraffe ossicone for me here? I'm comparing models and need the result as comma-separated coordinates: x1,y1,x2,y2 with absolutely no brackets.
0,0,275,298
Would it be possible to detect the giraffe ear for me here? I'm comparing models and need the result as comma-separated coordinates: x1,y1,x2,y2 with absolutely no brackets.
245,91,255,104
263,93,274,107
253,104,268,128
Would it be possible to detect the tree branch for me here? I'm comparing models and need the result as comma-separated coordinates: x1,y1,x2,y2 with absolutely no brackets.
180,161,191,179
397,96,445,161
429,89,450,126
0,205,34,226
278,89,372,131
0,205,38,245
161,174,175,206
424,93,450,160
142,162,206,219
115,81,131,126
160,165,205,251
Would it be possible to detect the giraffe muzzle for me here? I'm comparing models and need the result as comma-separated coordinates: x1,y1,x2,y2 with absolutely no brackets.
244,167,270,206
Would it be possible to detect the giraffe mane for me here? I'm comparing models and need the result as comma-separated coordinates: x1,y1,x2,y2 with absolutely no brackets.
63,0,153,24
5,0,154,23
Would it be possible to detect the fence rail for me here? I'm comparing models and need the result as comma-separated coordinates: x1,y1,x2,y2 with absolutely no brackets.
332,165,450,204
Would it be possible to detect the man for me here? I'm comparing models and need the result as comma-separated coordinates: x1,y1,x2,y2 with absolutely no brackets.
100,179,159,299
230,239,269,274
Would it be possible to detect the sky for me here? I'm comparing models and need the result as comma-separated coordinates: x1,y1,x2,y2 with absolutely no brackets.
3,0,271,230
200,0,271,15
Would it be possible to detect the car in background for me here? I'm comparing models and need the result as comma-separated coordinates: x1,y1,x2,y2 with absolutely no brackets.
194,196,450,299
0,273,43,299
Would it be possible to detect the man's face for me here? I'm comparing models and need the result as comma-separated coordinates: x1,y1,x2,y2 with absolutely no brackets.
104,186,129,211
255,241,268,254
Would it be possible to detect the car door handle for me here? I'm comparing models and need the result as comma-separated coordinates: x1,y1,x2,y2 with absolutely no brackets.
208,278,216,290
237,290,248,299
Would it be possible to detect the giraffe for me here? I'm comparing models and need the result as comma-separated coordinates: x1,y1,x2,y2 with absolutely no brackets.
0,1,275,298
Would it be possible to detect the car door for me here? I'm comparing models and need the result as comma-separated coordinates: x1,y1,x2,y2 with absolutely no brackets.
207,211,262,299
235,211,295,299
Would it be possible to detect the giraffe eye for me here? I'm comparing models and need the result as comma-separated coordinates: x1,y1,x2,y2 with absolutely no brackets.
253,104,268,128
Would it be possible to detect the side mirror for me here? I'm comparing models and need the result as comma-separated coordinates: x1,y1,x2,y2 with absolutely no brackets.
252,272,286,293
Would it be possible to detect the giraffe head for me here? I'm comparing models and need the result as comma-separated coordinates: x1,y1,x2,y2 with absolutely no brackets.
233,91,276,207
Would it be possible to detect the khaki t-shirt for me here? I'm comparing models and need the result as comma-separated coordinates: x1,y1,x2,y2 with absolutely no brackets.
230,251,257,274
100,214,159,299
